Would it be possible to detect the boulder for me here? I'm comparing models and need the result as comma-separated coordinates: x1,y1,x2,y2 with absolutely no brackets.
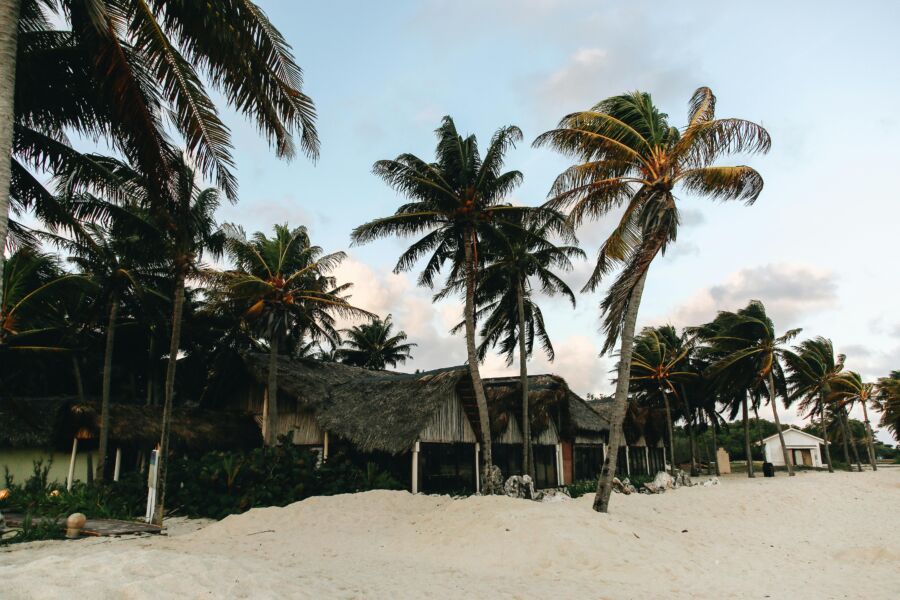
612,477,637,494
539,489,571,503
700,477,720,487
503,475,538,500
482,465,505,495
673,469,693,488
652,471,675,490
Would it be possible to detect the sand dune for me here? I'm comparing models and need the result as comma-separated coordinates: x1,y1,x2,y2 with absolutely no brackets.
2,469,897,599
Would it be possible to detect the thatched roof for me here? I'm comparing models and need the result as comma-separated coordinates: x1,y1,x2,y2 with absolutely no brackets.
587,397,666,446
0,396,260,451
567,392,609,433
0,397,70,448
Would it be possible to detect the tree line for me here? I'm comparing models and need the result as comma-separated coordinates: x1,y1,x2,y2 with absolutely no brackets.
1,2,898,520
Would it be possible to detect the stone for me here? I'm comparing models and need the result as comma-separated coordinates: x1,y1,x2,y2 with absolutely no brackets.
539,489,571,503
482,465,505,495
66,512,87,539
612,477,637,494
673,469,693,488
503,475,537,500
652,471,675,491
700,477,720,487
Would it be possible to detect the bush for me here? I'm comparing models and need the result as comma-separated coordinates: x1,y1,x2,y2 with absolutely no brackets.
563,480,596,499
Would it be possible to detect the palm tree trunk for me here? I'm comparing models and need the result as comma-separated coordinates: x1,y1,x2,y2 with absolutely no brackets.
836,411,851,467
146,331,155,406
267,321,279,446
680,387,699,476
97,293,119,482
659,383,676,477
839,408,862,472
767,370,794,476
152,267,185,526
516,280,532,479
819,399,834,472
860,402,877,471
593,271,647,513
711,421,720,476
72,355,85,404
0,0,21,303
742,392,755,478
463,230,494,492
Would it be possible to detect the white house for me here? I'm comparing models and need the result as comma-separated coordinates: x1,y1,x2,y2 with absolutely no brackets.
760,427,826,467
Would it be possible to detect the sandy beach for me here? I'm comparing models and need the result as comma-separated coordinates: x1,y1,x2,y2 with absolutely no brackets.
2,469,898,599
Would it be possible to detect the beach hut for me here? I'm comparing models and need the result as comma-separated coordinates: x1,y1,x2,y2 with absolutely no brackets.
760,427,827,467
232,354,609,493
587,397,667,478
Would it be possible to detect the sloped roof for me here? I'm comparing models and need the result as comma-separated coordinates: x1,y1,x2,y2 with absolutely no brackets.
761,426,825,445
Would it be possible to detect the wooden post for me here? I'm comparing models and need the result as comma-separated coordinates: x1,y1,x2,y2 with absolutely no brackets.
645,446,650,475
411,441,420,494
113,448,122,482
261,387,269,442
625,445,631,477
662,444,667,473
475,443,481,494
66,437,78,491
323,430,329,462
556,443,564,486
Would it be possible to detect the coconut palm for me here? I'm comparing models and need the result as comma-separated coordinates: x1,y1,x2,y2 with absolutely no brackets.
217,224,372,446
440,210,583,477
535,87,770,511
783,337,845,473
874,371,900,443
337,315,415,370
351,116,525,492
629,325,696,477
1,0,319,301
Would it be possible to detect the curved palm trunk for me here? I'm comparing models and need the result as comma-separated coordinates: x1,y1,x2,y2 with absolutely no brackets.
767,371,794,476
266,322,279,446
839,408,862,472
659,383,676,478
819,398,834,472
0,0,21,303
593,272,646,513
516,280,532,479
680,387,699,476
860,402,877,471
742,392,755,478
97,293,119,482
463,231,493,492
146,332,155,406
711,421,720,476
153,268,185,526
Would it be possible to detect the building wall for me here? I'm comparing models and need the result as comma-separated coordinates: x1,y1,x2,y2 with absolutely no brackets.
419,392,477,444
1,448,98,486
763,430,825,467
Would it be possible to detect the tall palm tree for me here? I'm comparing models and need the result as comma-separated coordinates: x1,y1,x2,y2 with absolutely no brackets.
874,371,900,443
535,87,770,511
351,116,525,493
217,223,371,446
337,315,415,370
629,325,695,477
1,0,319,301
783,337,845,473
440,210,583,477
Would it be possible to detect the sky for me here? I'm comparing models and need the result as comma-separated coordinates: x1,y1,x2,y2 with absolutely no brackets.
55,1,900,441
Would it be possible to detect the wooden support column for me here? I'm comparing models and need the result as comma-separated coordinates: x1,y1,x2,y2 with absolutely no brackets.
556,443,564,486
66,437,78,491
323,431,329,462
662,444,667,472
113,448,122,482
411,441,420,494
625,445,631,477
475,443,481,494
645,446,650,475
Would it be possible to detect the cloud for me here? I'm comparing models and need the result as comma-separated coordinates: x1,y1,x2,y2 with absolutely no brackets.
680,209,706,228
660,263,839,328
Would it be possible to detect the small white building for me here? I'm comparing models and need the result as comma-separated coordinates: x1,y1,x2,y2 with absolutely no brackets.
760,427,826,467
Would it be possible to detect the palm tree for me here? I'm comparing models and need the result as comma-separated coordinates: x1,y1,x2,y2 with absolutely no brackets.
783,337,845,473
351,116,525,493
217,223,371,446
1,0,319,301
337,315,415,370
441,210,583,478
874,371,900,443
48,211,166,480
629,326,695,477
535,87,770,511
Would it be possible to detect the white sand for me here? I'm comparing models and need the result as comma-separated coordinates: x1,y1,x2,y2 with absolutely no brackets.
1,469,898,599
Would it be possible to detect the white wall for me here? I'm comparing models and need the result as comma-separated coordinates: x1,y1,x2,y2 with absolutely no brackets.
1,448,98,486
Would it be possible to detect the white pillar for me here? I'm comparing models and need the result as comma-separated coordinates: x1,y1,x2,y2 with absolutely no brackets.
261,388,269,442
556,443,564,486
66,437,79,491
113,447,122,482
625,445,631,477
411,441,420,494
323,430,329,461
662,444,667,471
645,446,650,475
475,443,481,494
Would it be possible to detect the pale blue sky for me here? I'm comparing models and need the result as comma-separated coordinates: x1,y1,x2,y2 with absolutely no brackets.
72,1,900,438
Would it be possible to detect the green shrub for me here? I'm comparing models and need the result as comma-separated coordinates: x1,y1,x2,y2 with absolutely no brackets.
563,480,596,499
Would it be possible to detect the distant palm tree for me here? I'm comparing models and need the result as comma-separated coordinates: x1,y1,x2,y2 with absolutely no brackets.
874,371,900,443
217,224,371,445
783,337,845,473
337,315,415,370
352,116,525,492
535,87,770,511
441,210,583,477
629,325,695,477
1,0,319,301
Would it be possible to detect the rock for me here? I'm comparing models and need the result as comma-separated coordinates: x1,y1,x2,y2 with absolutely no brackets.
641,482,660,494
700,477,720,487
652,471,675,490
612,477,637,494
539,489,571,503
482,465,505,495
673,469,693,488
503,475,537,500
